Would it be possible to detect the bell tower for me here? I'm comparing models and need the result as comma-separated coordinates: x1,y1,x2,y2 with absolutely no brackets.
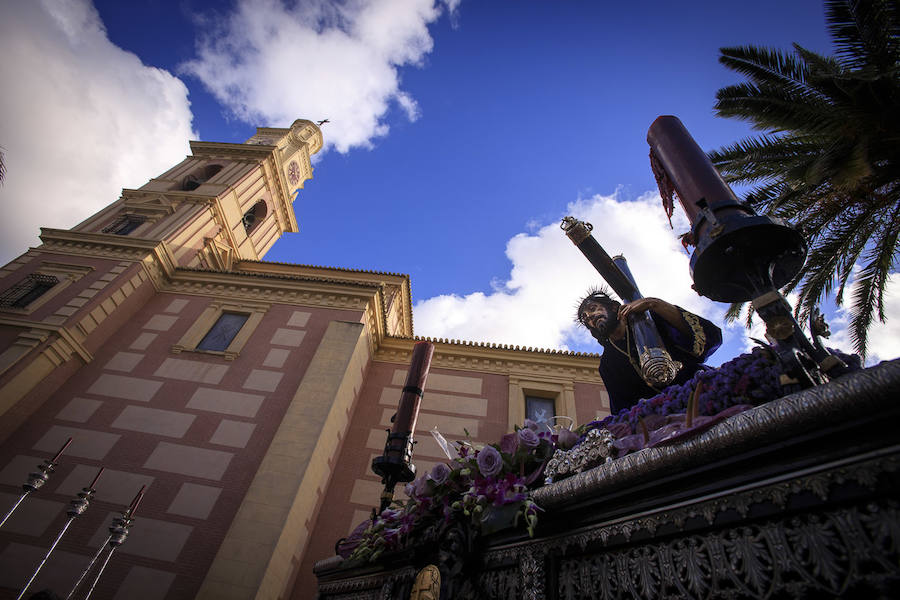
71,119,323,269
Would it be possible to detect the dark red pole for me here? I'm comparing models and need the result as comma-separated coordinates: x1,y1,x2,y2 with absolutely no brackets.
372,341,435,512
647,115,748,226
389,341,434,445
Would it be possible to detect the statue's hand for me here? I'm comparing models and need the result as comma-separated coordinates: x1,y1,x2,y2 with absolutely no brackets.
618,297,661,319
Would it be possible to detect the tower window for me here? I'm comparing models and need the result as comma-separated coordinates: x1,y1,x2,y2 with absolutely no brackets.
181,164,223,191
0,274,60,309
197,312,249,352
182,175,201,191
102,215,146,235
242,200,268,234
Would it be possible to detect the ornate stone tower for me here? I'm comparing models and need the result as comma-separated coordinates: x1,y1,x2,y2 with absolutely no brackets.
70,119,323,269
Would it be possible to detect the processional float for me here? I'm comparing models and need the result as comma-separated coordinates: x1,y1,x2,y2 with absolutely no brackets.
563,115,847,389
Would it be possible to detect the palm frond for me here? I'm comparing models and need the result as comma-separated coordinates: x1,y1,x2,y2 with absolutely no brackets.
719,45,811,88
827,0,900,71
848,203,900,356
710,0,900,348
723,301,746,324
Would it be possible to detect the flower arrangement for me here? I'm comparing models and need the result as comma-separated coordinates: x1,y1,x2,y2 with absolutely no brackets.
574,345,861,462
342,421,560,562
341,345,862,562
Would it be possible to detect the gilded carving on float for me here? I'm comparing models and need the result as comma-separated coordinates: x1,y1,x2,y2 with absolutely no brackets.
409,565,440,600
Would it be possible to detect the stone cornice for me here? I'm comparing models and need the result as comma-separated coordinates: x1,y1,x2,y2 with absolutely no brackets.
255,127,291,137
189,141,275,159
236,260,413,337
0,316,93,364
375,336,603,382
38,229,178,288
121,188,216,205
167,267,392,352
34,230,414,356
238,259,408,280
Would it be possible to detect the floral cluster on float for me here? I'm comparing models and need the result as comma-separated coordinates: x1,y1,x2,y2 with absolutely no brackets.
341,420,573,562
341,346,861,562
578,346,860,457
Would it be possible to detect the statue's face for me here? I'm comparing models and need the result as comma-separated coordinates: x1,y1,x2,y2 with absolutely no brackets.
580,300,619,338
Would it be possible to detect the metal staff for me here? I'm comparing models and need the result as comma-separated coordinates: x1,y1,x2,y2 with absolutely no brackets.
372,341,435,513
65,485,145,600
562,217,681,387
0,438,72,530
17,467,104,600
612,255,682,386
81,486,145,600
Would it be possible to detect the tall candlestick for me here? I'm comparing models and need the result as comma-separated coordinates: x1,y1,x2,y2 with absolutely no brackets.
0,437,73,530
17,467,102,600
372,341,435,512
66,484,145,600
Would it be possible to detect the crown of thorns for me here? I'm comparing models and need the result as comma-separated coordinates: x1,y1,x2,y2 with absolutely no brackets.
575,286,620,327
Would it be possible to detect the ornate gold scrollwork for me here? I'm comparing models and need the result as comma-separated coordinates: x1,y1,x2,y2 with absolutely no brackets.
409,564,440,600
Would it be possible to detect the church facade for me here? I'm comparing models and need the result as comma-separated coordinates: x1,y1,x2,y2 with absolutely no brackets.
0,121,608,599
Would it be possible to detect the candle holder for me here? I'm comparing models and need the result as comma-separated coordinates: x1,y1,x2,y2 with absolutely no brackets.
647,115,848,387
65,485,145,600
0,438,72,530
17,467,103,600
371,341,435,513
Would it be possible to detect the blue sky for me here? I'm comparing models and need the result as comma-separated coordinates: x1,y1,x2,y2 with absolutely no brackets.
1,0,897,365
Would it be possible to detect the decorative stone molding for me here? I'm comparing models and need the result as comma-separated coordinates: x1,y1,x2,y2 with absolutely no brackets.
188,141,277,160
235,261,413,336
375,337,603,382
119,190,180,219
37,229,178,292
0,317,93,378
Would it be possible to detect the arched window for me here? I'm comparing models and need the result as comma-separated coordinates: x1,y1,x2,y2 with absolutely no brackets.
242,200,268,234
182,175,201,191
181,164,224,191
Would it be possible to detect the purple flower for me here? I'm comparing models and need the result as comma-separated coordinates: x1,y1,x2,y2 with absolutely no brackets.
413,475,429,497
523,419,539,431
476,446,503,478
517,428,540,449
556,428,579,450
430,462,451,485
500,432,519,455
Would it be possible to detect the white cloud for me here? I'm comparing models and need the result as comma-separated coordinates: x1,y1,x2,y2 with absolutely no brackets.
416,189,900,368
414,191,730,352
0,0,195,264
826,271,900,365
181,0,456,153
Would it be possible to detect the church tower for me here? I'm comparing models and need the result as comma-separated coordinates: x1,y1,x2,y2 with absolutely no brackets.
71,119,322,269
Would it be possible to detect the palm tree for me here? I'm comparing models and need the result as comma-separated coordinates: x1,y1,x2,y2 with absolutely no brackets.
708,0,900,358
